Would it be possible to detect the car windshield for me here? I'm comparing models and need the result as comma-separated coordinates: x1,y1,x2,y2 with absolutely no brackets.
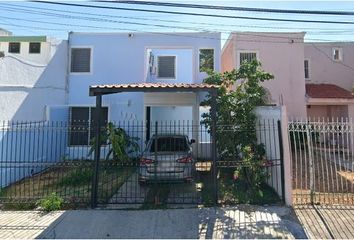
149,137,188,152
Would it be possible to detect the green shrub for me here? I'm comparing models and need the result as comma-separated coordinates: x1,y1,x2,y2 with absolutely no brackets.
37,193,63,212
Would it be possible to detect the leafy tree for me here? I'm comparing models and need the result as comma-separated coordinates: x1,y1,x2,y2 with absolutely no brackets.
201,60,274,196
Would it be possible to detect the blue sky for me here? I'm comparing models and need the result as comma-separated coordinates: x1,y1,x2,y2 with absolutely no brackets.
0,1,354,47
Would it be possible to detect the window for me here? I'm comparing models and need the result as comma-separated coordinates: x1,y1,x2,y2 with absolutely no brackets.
70,48,91,73
239,52,257,65
332,47,343,61
157,56,176,79
8,42,20,53
304,59,310,80
199,106,211,143
149,137,188,152
69,106,108,146
199,49,214,72
29,42,41,54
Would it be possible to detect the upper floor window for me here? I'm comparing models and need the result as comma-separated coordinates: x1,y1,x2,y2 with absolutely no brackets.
29,42,41,54
157,56,176,79
332,47,343,61
238,51,258,66
70,48,91,73
304,59,310,80
199,49,214,72
8,42,20,53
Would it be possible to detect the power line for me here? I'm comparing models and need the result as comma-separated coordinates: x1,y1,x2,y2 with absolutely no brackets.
3,2,354,32
0,5,346,42
110,0,354,16
31,1,354,25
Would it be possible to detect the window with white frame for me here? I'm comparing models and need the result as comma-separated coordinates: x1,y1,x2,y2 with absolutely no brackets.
304,59,310,80
239,51,258,66
199,49,214,72
69,106,108,146
157,56,176,79
332,47,343,61
70,48,91,73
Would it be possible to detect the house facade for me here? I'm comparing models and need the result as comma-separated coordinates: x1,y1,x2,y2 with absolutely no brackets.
59,31,220,152
222,32,307,118
0,30,67,121
222,32,354,119
304,42,354,120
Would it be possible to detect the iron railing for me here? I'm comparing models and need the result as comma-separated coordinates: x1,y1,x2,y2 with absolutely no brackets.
0,120,284,208
289,119,354,205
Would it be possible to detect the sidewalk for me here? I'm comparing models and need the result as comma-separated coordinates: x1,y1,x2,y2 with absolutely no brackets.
0,205,306,239
294,205,354,239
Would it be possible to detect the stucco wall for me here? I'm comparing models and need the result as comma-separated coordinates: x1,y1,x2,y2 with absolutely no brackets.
222,32,307,118
304,43,354,91
221,38,234,72
0,40,68,121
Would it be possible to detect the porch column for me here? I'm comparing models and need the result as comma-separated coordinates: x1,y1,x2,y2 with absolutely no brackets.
91,94,102,209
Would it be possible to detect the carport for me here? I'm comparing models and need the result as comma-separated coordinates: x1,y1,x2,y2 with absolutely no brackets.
89,83,219,208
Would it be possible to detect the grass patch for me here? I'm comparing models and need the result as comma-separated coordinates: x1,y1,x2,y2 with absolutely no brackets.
0,160,135,209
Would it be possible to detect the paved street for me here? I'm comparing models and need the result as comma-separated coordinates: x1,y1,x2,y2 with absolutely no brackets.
0,205,306,239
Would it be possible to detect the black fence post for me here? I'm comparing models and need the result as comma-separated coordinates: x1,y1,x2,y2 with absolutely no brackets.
277,120,286,203
91,94,102,209
210,90,218,205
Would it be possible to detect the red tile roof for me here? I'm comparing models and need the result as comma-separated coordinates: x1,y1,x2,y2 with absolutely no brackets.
90,83,219,96
91,83,218,90
306,84,353,99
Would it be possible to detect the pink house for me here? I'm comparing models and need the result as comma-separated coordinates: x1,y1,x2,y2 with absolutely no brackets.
222,32,354,119
304,42,354,120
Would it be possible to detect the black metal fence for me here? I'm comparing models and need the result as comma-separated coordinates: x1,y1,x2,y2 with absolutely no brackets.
0,120,284,209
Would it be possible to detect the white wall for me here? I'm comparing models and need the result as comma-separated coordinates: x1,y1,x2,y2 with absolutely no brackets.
255,106,292,205
0,40,68,121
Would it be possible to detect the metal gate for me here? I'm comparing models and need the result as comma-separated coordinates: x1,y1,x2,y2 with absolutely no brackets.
95,121,214,208
289,119,354,205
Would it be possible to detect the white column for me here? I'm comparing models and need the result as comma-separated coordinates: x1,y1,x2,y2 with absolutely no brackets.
281,106,293,206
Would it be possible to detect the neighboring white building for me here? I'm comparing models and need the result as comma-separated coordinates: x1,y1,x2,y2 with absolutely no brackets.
0,31,68,121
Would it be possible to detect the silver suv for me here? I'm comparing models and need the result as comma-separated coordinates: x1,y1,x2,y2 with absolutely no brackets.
138,134,195,184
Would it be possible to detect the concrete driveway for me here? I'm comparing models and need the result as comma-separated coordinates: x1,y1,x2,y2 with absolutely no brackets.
0,205,306,239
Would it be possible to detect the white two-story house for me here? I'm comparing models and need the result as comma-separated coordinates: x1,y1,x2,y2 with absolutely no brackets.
61,31,221,149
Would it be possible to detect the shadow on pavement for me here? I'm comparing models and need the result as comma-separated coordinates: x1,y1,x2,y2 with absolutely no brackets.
0,205,307,239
